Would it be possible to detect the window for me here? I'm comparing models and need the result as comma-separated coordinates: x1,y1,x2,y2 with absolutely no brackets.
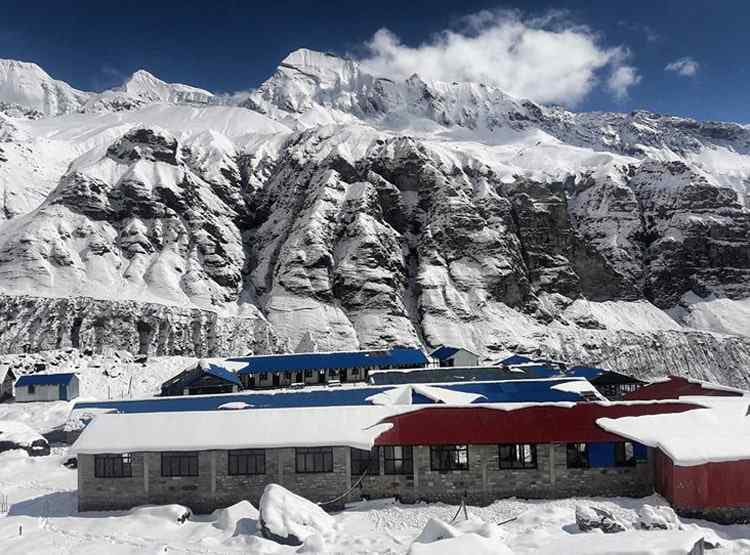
328,369,338,377
383,446,413,475
94,453,132,478
430,445,469,471
614,442,636,467
296,447,333,473
351,368,360,377
351,447,379,475
304,370,313,378
161,451,199,477
567,443,590,468
284,372,292,379
228,449,265,475
259,372,268,380
498,444,537,469
28,384,36,394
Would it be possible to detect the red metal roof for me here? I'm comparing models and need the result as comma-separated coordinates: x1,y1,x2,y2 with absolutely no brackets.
624,376,743,401
374,403,699,446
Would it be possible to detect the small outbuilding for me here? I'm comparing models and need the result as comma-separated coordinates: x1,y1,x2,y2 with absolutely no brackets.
161,360,242,396
430,345,480,368
0,366,16,401
15,373,79,402
566,367,646,400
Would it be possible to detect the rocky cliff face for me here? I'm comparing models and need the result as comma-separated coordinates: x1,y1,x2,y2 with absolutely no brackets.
0,49,749,384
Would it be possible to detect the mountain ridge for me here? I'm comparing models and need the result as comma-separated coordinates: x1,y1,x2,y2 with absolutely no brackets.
0,49,749,386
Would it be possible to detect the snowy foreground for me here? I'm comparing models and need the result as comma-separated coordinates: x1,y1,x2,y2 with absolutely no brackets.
0,447,749,554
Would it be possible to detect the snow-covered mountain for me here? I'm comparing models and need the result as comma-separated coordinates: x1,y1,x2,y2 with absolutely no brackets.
0,49,749,385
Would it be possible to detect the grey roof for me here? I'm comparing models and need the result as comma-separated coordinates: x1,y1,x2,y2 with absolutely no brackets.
369,366,551,385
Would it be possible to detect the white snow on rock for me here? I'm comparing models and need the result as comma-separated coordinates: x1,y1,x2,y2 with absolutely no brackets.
258,483,334,546
207,500,259,536
0,420,45,448
597,397,750,466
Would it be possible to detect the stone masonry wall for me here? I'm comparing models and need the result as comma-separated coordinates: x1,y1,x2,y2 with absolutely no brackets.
79,443,654,513
354,443,653,505
78,448,351,513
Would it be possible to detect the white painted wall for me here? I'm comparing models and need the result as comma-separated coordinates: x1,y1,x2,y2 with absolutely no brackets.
15,377,79,402
451,349,480,367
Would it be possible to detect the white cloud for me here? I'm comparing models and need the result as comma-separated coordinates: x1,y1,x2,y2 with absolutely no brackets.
607,65,641,100
665,57,700,77
357,10,640,106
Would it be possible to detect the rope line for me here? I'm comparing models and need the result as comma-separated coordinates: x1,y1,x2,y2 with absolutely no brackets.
317,468,369,507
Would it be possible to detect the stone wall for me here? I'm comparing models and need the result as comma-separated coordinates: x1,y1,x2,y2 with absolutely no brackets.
79,443,654,514
78,447,351,513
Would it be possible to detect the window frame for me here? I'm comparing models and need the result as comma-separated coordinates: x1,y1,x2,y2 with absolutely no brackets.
498,443,537,470
295,447,334,474
28,384,36,394
161,451,200,477
350,447,379,476
94,453,133,478
614,442,636,467
228,449,266,475
566,443,590,469
430,445,469,471
383,445,414,475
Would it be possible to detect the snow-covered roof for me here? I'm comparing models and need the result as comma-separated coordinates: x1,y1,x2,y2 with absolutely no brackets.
73,405,413,454
366,384,485,406
597,396,750,466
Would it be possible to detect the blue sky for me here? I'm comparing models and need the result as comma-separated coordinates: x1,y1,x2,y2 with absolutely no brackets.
0,0,746,122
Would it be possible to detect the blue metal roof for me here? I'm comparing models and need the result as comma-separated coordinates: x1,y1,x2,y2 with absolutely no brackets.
16,373,77,386
72,378,586,415
430,346,460,360
499,354,533,366
203,364,241,386
231,347,428,375
566,366,606,380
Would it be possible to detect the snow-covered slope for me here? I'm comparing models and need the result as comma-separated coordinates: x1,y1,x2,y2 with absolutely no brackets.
0,49,749,384
0,59,89,117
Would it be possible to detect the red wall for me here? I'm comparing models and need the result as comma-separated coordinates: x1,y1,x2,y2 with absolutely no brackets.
375,403,698,446
655,449,750,509
625,376,743,401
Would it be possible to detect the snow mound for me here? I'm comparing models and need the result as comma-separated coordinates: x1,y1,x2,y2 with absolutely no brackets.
637,505,680,531
208,500,259,536
0,420,49,455
575,504,627,533
409,532,512,555
258,484,334,546
127,504,192,524
410,516,511,554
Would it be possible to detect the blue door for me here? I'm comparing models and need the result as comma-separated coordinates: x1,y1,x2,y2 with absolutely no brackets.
59,384,67,400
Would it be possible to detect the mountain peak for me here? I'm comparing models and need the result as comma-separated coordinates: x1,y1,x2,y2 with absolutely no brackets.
278,48,359,88
116,68,213,104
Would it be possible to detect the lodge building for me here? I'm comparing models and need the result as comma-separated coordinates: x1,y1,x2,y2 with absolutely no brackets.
230,347,428,389
74,400,744,519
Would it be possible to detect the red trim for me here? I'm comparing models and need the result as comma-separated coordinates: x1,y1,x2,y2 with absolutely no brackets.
374,403,698,446
624,376,743,401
